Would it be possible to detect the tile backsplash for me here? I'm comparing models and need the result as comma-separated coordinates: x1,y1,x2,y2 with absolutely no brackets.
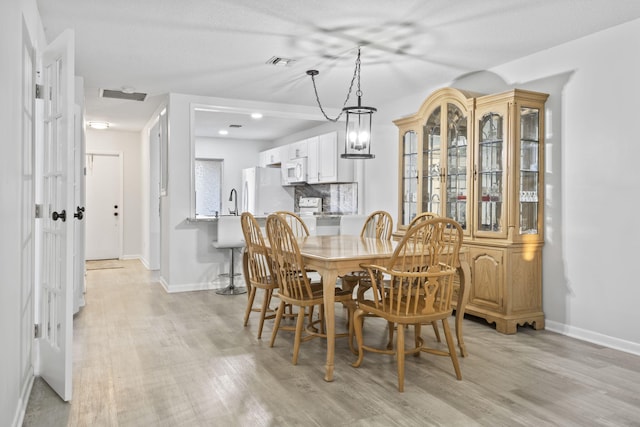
294,183,357,214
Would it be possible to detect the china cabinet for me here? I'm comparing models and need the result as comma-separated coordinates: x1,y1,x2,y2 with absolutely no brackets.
394,88,548,334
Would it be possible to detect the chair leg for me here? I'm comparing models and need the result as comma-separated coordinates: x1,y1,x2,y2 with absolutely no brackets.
269,301,285,348
346,301,358,355
256,288,273,339
319,304,325,335
397,322,405,392
292,306,306,365
351,309,365,367
307,305,317,332
442,318,462,380
431,321,441,342
387,321,395,350
243,285,257,327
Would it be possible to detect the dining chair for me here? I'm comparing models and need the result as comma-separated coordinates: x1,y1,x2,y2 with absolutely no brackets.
266,214,354,365
241,212,279,339
274,210,322,322
351,217,464,391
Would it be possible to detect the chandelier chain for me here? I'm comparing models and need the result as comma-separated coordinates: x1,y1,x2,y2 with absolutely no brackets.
309,47,362,122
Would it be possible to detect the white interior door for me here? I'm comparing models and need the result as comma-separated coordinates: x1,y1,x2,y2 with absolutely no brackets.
20,19,36,408
85,152,122,260
38,29,75,402
73,104,86,313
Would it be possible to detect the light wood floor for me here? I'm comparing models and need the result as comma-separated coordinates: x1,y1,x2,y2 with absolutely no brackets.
23,259,640,426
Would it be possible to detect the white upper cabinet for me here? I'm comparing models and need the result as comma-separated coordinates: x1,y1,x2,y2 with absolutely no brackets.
288,138,309,159
307,131,354,183
259,145,286,167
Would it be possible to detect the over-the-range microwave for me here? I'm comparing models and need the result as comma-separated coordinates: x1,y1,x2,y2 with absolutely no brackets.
283,157,307,185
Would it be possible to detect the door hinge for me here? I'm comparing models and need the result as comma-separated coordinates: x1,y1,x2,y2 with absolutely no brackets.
34,323,41,338
35,204,42,218
35,84,44,99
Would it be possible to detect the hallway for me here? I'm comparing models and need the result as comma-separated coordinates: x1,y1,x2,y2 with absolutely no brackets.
23,260,640,426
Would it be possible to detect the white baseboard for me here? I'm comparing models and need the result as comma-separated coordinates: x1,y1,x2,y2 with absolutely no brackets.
138,256,151,270
159,275,244,294
12,374,34,427
120,254,142,261
546,319,640,357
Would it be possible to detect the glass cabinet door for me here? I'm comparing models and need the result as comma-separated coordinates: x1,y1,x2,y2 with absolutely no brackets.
401,131,418,225
519,107,540,235
423,107,441,215
445,103,468,230
477,110,505,236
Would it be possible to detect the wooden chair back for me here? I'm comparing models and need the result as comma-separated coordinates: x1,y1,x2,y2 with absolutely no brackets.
274,211,310,237
363,218,462,320
266,214,315,301
360,210,393,240
240,212,274,287
407,211,439,229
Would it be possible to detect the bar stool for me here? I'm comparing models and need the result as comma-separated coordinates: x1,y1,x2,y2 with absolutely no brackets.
213,215,247,295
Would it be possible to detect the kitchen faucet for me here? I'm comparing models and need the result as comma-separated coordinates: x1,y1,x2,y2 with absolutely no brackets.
228,188,238,215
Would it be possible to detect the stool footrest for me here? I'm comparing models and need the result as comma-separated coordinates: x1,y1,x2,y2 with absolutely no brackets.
216,284,247,295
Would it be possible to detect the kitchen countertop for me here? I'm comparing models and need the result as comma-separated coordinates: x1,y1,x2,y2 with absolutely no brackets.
187,213,357,222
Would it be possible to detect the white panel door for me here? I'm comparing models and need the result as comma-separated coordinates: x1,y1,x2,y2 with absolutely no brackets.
85,152,122,260
39,29,74,402
20,19,36,407
73,105,86,313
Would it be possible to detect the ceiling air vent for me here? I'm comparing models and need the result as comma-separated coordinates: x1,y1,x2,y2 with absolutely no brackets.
265,56,295,67
100,89,147,102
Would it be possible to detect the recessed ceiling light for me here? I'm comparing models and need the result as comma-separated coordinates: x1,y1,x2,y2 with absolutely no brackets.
88,121,110,130
251,112,263,119
218,130,229,135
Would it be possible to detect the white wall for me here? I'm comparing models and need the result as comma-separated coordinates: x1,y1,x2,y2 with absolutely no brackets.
2,1,45,425
491,19,640,352
1,2,24,425
86,129,144,259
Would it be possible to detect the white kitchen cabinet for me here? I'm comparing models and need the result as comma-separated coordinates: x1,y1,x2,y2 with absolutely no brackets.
307,131,354,183
288,138,309,159
259,145,286,167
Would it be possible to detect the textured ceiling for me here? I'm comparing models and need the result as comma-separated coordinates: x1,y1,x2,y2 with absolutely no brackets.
37,0,640,139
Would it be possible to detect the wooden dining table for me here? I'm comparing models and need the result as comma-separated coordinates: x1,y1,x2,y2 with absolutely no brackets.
295,234,471,382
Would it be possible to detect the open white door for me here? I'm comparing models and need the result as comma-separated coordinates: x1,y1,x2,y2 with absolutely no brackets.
38,29,75,402
73,103,86,313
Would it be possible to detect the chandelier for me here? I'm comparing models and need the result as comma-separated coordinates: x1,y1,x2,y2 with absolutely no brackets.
306,47,376,159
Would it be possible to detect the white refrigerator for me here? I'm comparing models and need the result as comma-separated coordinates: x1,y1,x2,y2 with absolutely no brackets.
241,167,294,215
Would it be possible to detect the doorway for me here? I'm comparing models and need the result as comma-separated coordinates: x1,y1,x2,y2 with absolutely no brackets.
85,152,123,260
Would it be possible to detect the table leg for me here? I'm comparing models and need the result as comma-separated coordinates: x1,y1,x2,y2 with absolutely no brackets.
455,260,471,357
322,268,338,382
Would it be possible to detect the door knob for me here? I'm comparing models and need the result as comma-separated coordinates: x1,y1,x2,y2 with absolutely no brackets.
74,206,84,220
52,210,66,222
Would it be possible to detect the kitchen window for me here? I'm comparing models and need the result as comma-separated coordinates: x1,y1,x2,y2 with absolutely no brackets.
195,158,223,217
